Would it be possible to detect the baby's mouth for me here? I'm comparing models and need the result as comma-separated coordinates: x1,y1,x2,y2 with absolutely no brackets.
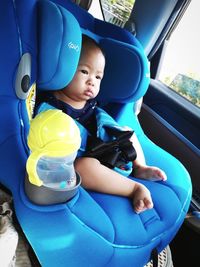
84,89,93,97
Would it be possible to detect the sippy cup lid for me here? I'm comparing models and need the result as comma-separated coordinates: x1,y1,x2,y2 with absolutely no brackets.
28,109,81,156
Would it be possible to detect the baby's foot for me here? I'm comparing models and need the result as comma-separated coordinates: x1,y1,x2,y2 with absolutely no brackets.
133,184,153,213
133,165,167,181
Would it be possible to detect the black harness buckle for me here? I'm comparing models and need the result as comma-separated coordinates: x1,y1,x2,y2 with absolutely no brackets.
84,127,137,168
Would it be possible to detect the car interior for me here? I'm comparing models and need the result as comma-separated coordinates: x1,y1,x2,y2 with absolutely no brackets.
0,0,198,266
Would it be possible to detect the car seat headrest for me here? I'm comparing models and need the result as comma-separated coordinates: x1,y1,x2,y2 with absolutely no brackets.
37,0,150,103
37,0,81,90
98,38,150,103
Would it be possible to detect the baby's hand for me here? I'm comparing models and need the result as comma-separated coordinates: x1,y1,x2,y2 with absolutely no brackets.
134,166,167,182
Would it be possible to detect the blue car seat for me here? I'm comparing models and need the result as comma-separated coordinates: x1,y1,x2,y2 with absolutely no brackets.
0,0,192,267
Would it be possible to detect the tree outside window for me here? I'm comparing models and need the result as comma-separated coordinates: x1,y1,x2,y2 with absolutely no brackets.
157,0,200,108
101,0,135,27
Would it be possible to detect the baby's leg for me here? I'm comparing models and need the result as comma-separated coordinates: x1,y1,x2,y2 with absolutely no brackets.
132,182,153,213
75,157,153,213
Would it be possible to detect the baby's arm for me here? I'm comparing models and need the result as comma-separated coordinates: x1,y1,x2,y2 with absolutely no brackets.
74,157,153,213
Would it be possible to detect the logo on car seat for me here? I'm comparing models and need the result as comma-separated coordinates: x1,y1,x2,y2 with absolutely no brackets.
68,42,79,52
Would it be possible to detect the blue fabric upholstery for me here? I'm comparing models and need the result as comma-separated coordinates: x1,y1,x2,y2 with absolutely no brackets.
0,1,192,267
38,0,150,103
37,0,82,90
99,38,150,103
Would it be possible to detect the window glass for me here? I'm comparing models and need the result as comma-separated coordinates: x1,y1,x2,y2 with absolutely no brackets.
157,0,200,108
89,1,104,20
100,0,135,27
71,0,92,11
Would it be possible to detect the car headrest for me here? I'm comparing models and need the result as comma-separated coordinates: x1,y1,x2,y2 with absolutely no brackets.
37,0,82,90
98,38,150,103
37,0,150,103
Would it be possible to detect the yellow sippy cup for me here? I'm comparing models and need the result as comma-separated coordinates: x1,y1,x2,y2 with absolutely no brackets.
25,109,81,205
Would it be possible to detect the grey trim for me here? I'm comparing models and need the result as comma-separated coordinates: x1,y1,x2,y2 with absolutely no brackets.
15,53,31,100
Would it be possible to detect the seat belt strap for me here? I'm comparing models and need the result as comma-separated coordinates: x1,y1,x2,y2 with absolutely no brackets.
84,128,137,168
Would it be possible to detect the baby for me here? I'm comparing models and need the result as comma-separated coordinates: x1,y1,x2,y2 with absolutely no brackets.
39,35,167,213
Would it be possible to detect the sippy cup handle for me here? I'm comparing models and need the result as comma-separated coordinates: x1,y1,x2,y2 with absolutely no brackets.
26,151,46,186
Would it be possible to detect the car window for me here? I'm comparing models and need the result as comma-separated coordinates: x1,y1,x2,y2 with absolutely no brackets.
100,0,136,27
156,0,200,108
71,0,93,11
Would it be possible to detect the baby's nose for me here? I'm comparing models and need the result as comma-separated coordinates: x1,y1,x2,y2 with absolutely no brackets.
87,78,94,86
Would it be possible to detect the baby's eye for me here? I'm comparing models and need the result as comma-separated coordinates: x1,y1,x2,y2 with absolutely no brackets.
96,75,102,80
81,69,88,74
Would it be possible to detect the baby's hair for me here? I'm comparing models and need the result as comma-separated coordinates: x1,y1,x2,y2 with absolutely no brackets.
81,34,105,58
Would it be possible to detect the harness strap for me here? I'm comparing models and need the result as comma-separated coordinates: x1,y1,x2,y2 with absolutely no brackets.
84,127,137,168
37,100,137,169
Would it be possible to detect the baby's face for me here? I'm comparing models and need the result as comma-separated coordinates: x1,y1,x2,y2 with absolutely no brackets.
62,46,105,106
